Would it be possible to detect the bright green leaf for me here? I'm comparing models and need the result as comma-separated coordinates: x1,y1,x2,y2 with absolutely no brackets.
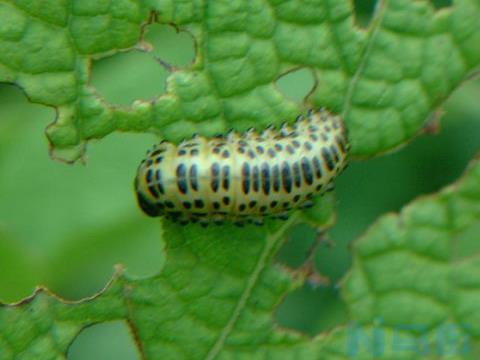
1,0,480,359
2,157,480,359
1,0,479,160
335,157,480,359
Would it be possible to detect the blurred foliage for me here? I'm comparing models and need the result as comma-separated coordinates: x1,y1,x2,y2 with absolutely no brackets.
0,0,479,359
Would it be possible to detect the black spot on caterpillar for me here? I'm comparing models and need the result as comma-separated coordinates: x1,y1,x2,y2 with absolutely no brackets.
135,108,349,226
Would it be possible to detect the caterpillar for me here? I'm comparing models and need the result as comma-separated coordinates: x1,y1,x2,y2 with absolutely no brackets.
135,108,349,226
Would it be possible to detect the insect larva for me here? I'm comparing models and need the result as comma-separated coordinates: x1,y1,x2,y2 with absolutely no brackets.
134,108,349,226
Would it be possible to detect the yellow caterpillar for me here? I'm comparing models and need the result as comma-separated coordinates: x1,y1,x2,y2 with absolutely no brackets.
135,108,349,226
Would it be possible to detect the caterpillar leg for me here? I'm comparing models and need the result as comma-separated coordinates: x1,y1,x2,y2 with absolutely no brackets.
300,200,314,209
275,212,290,221
325,182,335,192
134,108,350,226
252,218,264,226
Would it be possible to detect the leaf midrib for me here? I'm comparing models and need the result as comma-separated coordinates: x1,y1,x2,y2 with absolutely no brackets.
204,215,298,360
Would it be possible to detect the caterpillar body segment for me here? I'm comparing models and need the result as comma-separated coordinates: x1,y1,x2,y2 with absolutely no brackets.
135,108,349,226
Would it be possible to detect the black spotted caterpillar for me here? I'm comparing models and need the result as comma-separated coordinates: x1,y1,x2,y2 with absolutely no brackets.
135,108,349,226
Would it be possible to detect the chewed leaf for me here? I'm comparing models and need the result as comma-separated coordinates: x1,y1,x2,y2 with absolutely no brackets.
1,1,479,161
1,1,480,359
2,157,480,358
334,156,480,358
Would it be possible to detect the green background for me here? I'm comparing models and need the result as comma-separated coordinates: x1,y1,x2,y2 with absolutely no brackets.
0,1,479,358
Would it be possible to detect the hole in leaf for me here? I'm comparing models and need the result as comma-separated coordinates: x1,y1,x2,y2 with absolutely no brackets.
68,321,140,360
276,67,315,103
0,83,55,303
144,23,196,67
0,83,54,151
353,0,377,28
43,133,164,300
91,23,196,106
0,84,163,301
0,228,39,303
327,79,480,282
91,50,167,105
276,285,348,336
276,224,315,268
431,0,452,10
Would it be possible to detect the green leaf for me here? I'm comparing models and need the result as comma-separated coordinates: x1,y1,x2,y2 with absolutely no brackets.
333,157,480,359
1,0,479,161
0,218,308,359
2,158,480,358
1,0,480,359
